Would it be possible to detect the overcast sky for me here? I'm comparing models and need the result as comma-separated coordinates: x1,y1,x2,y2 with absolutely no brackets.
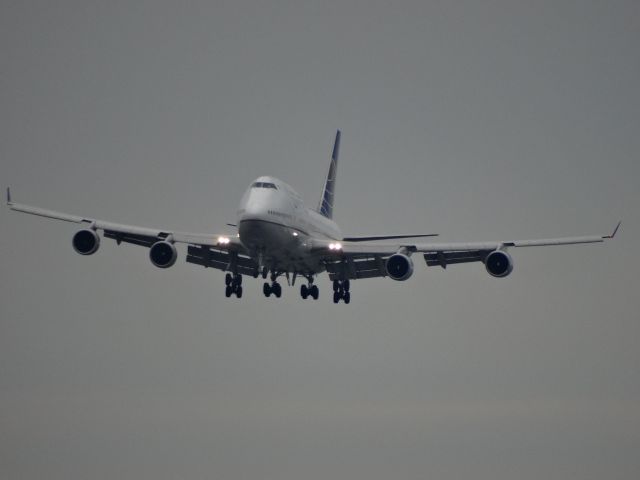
1,1,639,479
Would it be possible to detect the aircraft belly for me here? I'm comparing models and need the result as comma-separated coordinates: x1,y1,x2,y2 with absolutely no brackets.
239,219,324,274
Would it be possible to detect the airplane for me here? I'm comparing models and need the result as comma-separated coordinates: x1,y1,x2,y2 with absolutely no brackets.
7,131,620,304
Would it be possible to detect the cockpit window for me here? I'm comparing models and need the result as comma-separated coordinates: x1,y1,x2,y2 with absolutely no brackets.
252,182,277,189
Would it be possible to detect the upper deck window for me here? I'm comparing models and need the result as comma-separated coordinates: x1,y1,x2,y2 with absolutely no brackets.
252,182,277,189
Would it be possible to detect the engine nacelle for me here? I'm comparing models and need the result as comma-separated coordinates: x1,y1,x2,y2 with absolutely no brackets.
72,229,100,255
385,253,414,281
485,250,514,278
149,241,177,268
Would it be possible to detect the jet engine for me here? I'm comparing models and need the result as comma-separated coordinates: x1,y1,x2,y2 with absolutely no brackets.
149,241,177,268
485,250,514,278
385,253,414,281
72,229,100,255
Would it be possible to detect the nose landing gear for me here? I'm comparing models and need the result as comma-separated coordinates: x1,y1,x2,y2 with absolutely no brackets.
332,279,351,304
262,271,283,298
263,281,282,298
300,281,319,300
225,273,243,298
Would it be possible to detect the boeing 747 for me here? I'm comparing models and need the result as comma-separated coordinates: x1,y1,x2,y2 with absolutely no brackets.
7,131,619,303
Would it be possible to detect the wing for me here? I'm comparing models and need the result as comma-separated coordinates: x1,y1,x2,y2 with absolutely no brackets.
7,188,254,272
314,223,620,280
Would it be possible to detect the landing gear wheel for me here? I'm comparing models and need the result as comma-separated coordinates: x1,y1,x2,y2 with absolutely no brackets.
225,273,233,286
333,291,340,304
343,291,350,304
263,282,271,297
310,285,319,300
236,286,243,299
300,284,308,299
343,279,350,292
225,285,233,297
232,274,242,287
273,282,282,298
333,280,340,292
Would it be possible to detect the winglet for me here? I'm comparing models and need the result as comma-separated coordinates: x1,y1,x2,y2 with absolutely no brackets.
604,221,621,239
6,187,12,205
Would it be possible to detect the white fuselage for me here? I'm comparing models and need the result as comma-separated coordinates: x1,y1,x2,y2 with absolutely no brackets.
237,176,342,275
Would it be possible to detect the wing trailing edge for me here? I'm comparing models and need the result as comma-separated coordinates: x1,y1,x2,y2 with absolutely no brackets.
343,234,439,242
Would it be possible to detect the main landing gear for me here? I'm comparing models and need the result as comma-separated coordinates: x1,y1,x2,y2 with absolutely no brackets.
332,279,351,304
300,281,319,300
263,271,282,298
222,272,350,303
225,273,243,298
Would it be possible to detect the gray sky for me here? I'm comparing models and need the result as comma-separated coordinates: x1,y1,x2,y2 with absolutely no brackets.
1,1,639,479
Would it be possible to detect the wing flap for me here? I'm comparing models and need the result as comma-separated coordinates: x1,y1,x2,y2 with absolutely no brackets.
424,250,488,269
186,245,258,275
325,255,387,280
103,230,160,248
342,234,438,242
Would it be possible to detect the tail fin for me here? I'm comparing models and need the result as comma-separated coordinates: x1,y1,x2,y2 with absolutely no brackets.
317,130,340,219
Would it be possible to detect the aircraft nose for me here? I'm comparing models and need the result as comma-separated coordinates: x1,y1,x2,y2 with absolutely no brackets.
241,194,269,220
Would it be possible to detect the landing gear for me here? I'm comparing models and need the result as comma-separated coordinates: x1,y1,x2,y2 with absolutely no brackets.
263,281,282,298
332,279,351,304
225,273,243,298
300,282,319,300
261,270,285,298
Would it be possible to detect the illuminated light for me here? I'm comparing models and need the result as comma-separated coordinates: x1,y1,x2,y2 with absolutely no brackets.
328,242,342,251
292,232,298,237
217,236,230,245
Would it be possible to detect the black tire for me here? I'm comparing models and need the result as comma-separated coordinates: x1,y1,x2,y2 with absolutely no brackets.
333,280,340,292
343,291,350,304
225,273,233,286
225,285,233,297
343,279,350,292
263,282,271,297
311,285,319,300
236,286,243,299
300,284,308,299
273,283,282,298
333,291,340,304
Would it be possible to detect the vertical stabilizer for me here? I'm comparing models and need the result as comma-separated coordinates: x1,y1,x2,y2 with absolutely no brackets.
318,130,340,219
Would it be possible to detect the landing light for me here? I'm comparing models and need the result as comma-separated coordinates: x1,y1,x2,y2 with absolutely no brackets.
217,236,231,245
292,232,298,237
328,242,342,251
